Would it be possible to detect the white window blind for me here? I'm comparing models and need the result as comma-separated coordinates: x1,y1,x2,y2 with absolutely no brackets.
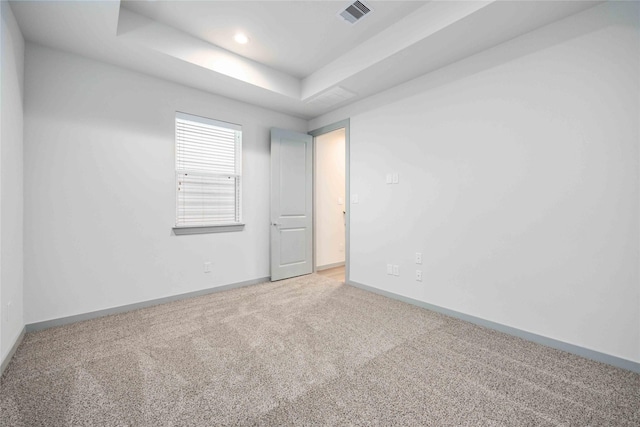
175,112,242,227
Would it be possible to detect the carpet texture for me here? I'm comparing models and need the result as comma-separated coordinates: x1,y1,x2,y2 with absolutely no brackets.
1,274,638,426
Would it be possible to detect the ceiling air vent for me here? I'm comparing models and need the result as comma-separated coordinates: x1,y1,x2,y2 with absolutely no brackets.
338,1,372,25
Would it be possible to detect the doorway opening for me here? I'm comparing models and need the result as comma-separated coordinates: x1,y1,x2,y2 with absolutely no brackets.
269,120,349,283
311,121,349,284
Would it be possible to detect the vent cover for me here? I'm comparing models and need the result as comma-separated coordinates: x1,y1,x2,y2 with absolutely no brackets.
338,1,372,24
305,86,357,108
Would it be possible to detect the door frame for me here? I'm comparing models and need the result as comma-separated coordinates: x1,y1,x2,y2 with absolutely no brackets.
309,119,350,284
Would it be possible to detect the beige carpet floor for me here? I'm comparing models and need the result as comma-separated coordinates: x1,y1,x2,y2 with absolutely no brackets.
1,274,638,426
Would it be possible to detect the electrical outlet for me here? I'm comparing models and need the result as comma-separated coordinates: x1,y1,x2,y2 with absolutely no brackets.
393,265,400,276
415,252,422,264
416,270,423,281
204,262,211,273
387,264,393,275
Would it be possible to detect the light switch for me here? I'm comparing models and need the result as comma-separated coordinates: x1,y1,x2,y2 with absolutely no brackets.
386,173,393,184
338,197,343,205
392,265,400,276
387,264,393,275
392,173,399,184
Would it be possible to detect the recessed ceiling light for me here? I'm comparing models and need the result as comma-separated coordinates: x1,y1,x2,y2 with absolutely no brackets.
234,33,249,45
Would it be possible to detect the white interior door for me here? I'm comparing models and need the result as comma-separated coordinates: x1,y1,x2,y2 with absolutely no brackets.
270,128,313,281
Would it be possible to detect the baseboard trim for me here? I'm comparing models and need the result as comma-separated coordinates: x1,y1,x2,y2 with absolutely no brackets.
26,276,271,332
1,327,26,377
316,262,346,271
347,280,640,374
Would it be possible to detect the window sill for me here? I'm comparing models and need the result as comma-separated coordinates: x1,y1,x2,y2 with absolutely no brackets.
173,224,245,235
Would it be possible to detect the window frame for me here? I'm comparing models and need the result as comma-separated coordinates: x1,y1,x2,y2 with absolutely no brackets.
173,111,244,235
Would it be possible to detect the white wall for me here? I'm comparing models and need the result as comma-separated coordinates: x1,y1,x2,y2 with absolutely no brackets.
0,1,25,364
316,2,640,363
315,129,345,268
23,44,307,324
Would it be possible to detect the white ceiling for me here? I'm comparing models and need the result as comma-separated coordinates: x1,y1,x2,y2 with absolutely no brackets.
121,1,425,79
10,0,602,120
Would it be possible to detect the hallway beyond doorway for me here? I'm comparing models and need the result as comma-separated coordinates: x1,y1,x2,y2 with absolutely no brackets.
317,265,345,283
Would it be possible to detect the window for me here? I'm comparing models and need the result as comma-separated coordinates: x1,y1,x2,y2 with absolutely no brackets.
175,112,243,232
